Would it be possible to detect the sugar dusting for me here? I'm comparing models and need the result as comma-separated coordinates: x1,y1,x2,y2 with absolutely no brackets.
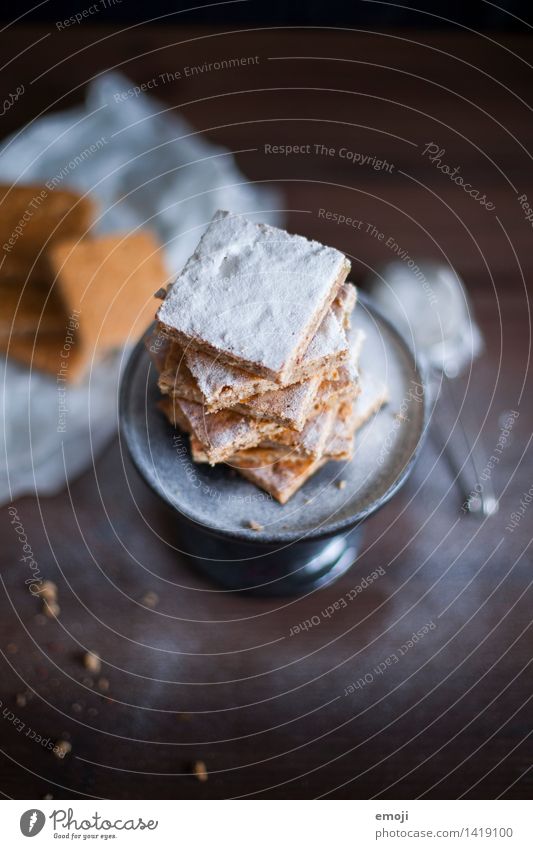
157,210,349,377
183,284,354,407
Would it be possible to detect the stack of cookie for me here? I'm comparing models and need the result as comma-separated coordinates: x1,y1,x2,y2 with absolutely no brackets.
152,210,387,503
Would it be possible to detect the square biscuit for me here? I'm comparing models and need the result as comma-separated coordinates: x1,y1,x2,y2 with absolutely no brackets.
160,396,286,465
157,210,350,381
215,380,388,503
0,184,95,285
46,231,171,380
161,284,357,412
160,341,323,431
232,374,322,431
230,454,328,505
189,434,327,504
326,376,389,460
310,327,365,414
0,281,65,338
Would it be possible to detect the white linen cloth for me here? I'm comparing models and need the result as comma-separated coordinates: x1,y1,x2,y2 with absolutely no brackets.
0,72,281,502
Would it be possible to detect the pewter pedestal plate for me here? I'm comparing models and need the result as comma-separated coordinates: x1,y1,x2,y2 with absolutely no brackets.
120,293,428,596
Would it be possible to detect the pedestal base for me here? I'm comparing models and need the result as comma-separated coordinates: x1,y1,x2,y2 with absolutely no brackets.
180,523,364,596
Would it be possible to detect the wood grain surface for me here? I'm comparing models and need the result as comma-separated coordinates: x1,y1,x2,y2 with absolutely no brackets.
0,24,532,800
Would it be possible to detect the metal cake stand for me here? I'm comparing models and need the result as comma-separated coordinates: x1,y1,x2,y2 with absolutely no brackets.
119,293,429,596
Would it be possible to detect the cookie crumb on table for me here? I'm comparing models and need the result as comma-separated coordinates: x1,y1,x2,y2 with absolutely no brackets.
43,600,60,619
247,519,264,531
36,580,58,603
54,740,72,759
142,591,159,608
192,760,208,782
83,651,101,674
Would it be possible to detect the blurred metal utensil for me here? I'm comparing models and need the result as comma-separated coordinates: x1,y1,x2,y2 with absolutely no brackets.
367,261,498,517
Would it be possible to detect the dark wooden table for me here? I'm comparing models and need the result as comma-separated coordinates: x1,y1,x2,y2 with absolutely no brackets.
1,24,532,800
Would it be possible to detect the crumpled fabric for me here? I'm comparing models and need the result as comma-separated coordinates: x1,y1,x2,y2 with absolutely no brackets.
0,71,281,503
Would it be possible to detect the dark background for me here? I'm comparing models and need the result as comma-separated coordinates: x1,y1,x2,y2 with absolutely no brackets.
1,1,532,801
11,0,533,29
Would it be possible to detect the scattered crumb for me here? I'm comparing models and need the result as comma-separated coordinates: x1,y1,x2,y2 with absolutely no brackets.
154,287,167,300
71,703,83,714
33,582,60,619
336,480,347,490
43,600,60,619
394,411,409,423
87,707,98,718
54,740,72,760
142,591,159,608
36,581,58,603
247,519,264,531
16,693,27,708
43,794,54,800
97,678,110,693
82,677,94,688
6,643,18,654
83,651,101,675
192,760,208,782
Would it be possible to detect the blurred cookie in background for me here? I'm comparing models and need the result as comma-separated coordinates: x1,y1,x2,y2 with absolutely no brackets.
0,184,95,287
0,183,171,381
